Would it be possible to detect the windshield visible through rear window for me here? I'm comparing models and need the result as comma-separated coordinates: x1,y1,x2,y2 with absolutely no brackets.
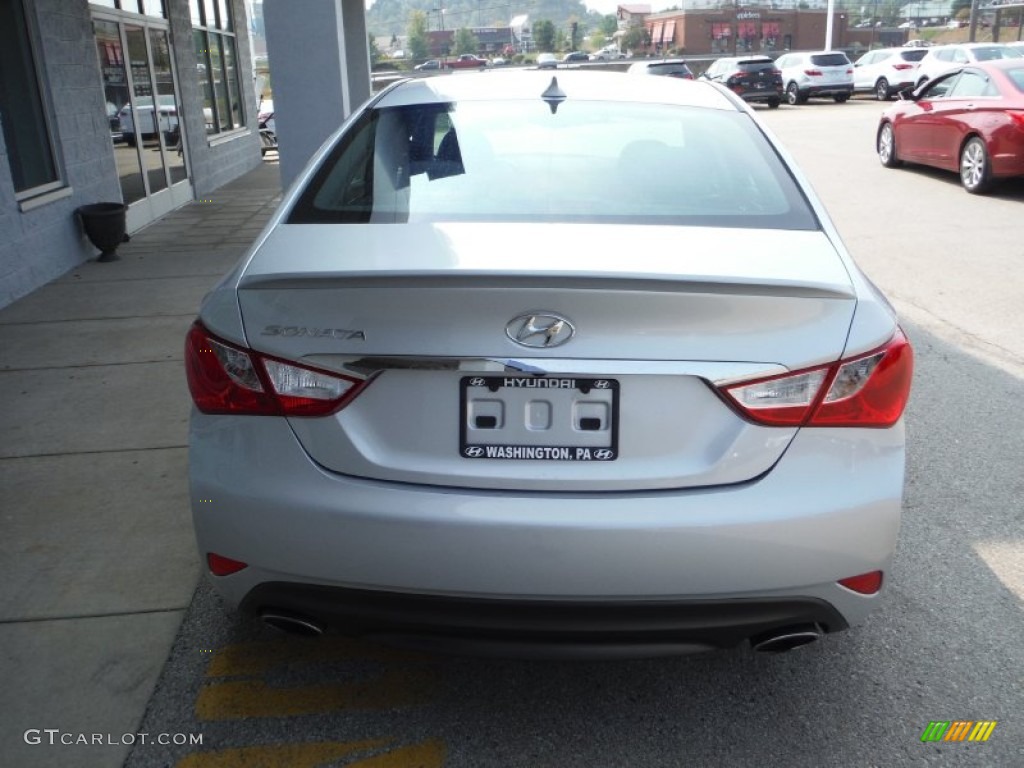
1008,67,1024,92
288,100,817,230
810,53,850,67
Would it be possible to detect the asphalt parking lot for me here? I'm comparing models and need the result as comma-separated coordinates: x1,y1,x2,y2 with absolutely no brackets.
7,94,1023,768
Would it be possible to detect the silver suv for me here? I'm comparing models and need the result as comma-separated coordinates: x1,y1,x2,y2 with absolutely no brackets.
775,50,854,104
853,47,928,100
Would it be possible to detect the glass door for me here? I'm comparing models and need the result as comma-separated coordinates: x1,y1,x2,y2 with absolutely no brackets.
93,12,192,232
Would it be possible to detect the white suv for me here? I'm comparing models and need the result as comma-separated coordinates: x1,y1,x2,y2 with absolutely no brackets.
853,47,928,100
915,43,1023,86
774,50,854,104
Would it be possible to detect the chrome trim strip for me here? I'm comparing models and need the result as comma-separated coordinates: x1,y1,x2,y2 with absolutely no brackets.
299,355,788,385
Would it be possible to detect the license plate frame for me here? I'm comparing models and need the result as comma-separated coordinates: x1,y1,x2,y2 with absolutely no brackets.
459,375,619,462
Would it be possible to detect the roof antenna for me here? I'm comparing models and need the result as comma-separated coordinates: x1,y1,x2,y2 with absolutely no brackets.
541,76,566,114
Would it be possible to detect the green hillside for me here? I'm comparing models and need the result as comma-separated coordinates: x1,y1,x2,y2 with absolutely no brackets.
367,0,607,42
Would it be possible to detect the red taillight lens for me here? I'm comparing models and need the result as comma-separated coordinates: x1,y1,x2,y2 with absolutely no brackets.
185,321,369,416
804,69,823,77
721,330,913,428
207,552,248,576
1008,111,1024,130
838,571,883,595
893,63,913,71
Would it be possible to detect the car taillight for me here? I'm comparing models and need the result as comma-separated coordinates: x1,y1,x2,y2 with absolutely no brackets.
838,571,883,595
185,321,370,416
207,552,248,576
893,63,913,70
720,329,913,428
804,69,824,76
1008,111,1024,130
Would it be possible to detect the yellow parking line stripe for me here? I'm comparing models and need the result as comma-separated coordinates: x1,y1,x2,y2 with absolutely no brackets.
195,668,436,720
205,638,425,679
344,739,445,767
176,738,387,768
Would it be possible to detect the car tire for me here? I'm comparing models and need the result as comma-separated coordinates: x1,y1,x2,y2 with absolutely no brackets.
875,79,890,101
877,122,901,168
833,94,849,103
960,136,993,194
767,98,780,109
786,82,803,105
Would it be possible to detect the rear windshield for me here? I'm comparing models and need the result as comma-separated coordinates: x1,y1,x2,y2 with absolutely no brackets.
737,59,775,71
900,50,929,62
645,62,692,76
810,53,851,67
289,99,817,230
974,46,1023,61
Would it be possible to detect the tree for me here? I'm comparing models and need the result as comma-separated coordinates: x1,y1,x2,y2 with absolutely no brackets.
951,0,972,20
407,10,429,61
621,25,648,53
369,33,381,66
599,14,618,37
533,19,556,52
453,27,478,55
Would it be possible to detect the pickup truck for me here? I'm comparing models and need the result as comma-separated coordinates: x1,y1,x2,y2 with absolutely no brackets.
448,54,488,69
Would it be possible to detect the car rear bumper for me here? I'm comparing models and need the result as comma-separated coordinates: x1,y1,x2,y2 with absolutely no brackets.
242,583,847,656
190,415,904,647
803,84,854,97
737,88,783,103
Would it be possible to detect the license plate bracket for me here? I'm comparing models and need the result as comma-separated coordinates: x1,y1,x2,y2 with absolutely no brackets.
459,375,619,461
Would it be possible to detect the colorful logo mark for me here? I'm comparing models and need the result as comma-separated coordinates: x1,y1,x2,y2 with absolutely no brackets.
921,721,997,743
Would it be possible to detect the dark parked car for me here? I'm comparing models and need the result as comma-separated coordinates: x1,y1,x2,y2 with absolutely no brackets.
700,55,783,108
562,51,590,63
877,60,1024,193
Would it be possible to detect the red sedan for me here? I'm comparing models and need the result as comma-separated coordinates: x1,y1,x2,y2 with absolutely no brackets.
876,59,1024,193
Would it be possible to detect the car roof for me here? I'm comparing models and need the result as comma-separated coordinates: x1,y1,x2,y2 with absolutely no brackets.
631,58,690,68
969,58,1024,72
375,70,737,111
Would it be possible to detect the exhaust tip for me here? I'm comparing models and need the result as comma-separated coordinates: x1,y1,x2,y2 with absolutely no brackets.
750,623,823,653
261,611,324,637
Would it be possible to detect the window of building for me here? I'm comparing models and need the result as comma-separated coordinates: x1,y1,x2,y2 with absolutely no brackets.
0,0,62,198
191,0,244,136
89,0,166,15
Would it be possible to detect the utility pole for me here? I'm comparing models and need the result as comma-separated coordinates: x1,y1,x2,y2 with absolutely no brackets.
826,0,836,49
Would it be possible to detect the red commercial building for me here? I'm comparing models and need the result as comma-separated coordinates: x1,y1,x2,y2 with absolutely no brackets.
638,7,899,58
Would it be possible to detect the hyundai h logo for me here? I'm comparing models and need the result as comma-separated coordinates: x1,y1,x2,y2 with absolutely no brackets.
506,313,575,348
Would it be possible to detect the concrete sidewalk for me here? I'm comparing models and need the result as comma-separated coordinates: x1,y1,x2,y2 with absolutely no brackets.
0,161,282,768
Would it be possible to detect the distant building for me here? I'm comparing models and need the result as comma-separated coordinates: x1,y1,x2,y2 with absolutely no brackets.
629,5,897,57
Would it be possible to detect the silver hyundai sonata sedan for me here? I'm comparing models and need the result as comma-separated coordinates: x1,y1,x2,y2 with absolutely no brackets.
186,71,913,657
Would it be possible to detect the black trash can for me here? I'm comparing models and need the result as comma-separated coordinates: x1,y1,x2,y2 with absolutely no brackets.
76,202,128,262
